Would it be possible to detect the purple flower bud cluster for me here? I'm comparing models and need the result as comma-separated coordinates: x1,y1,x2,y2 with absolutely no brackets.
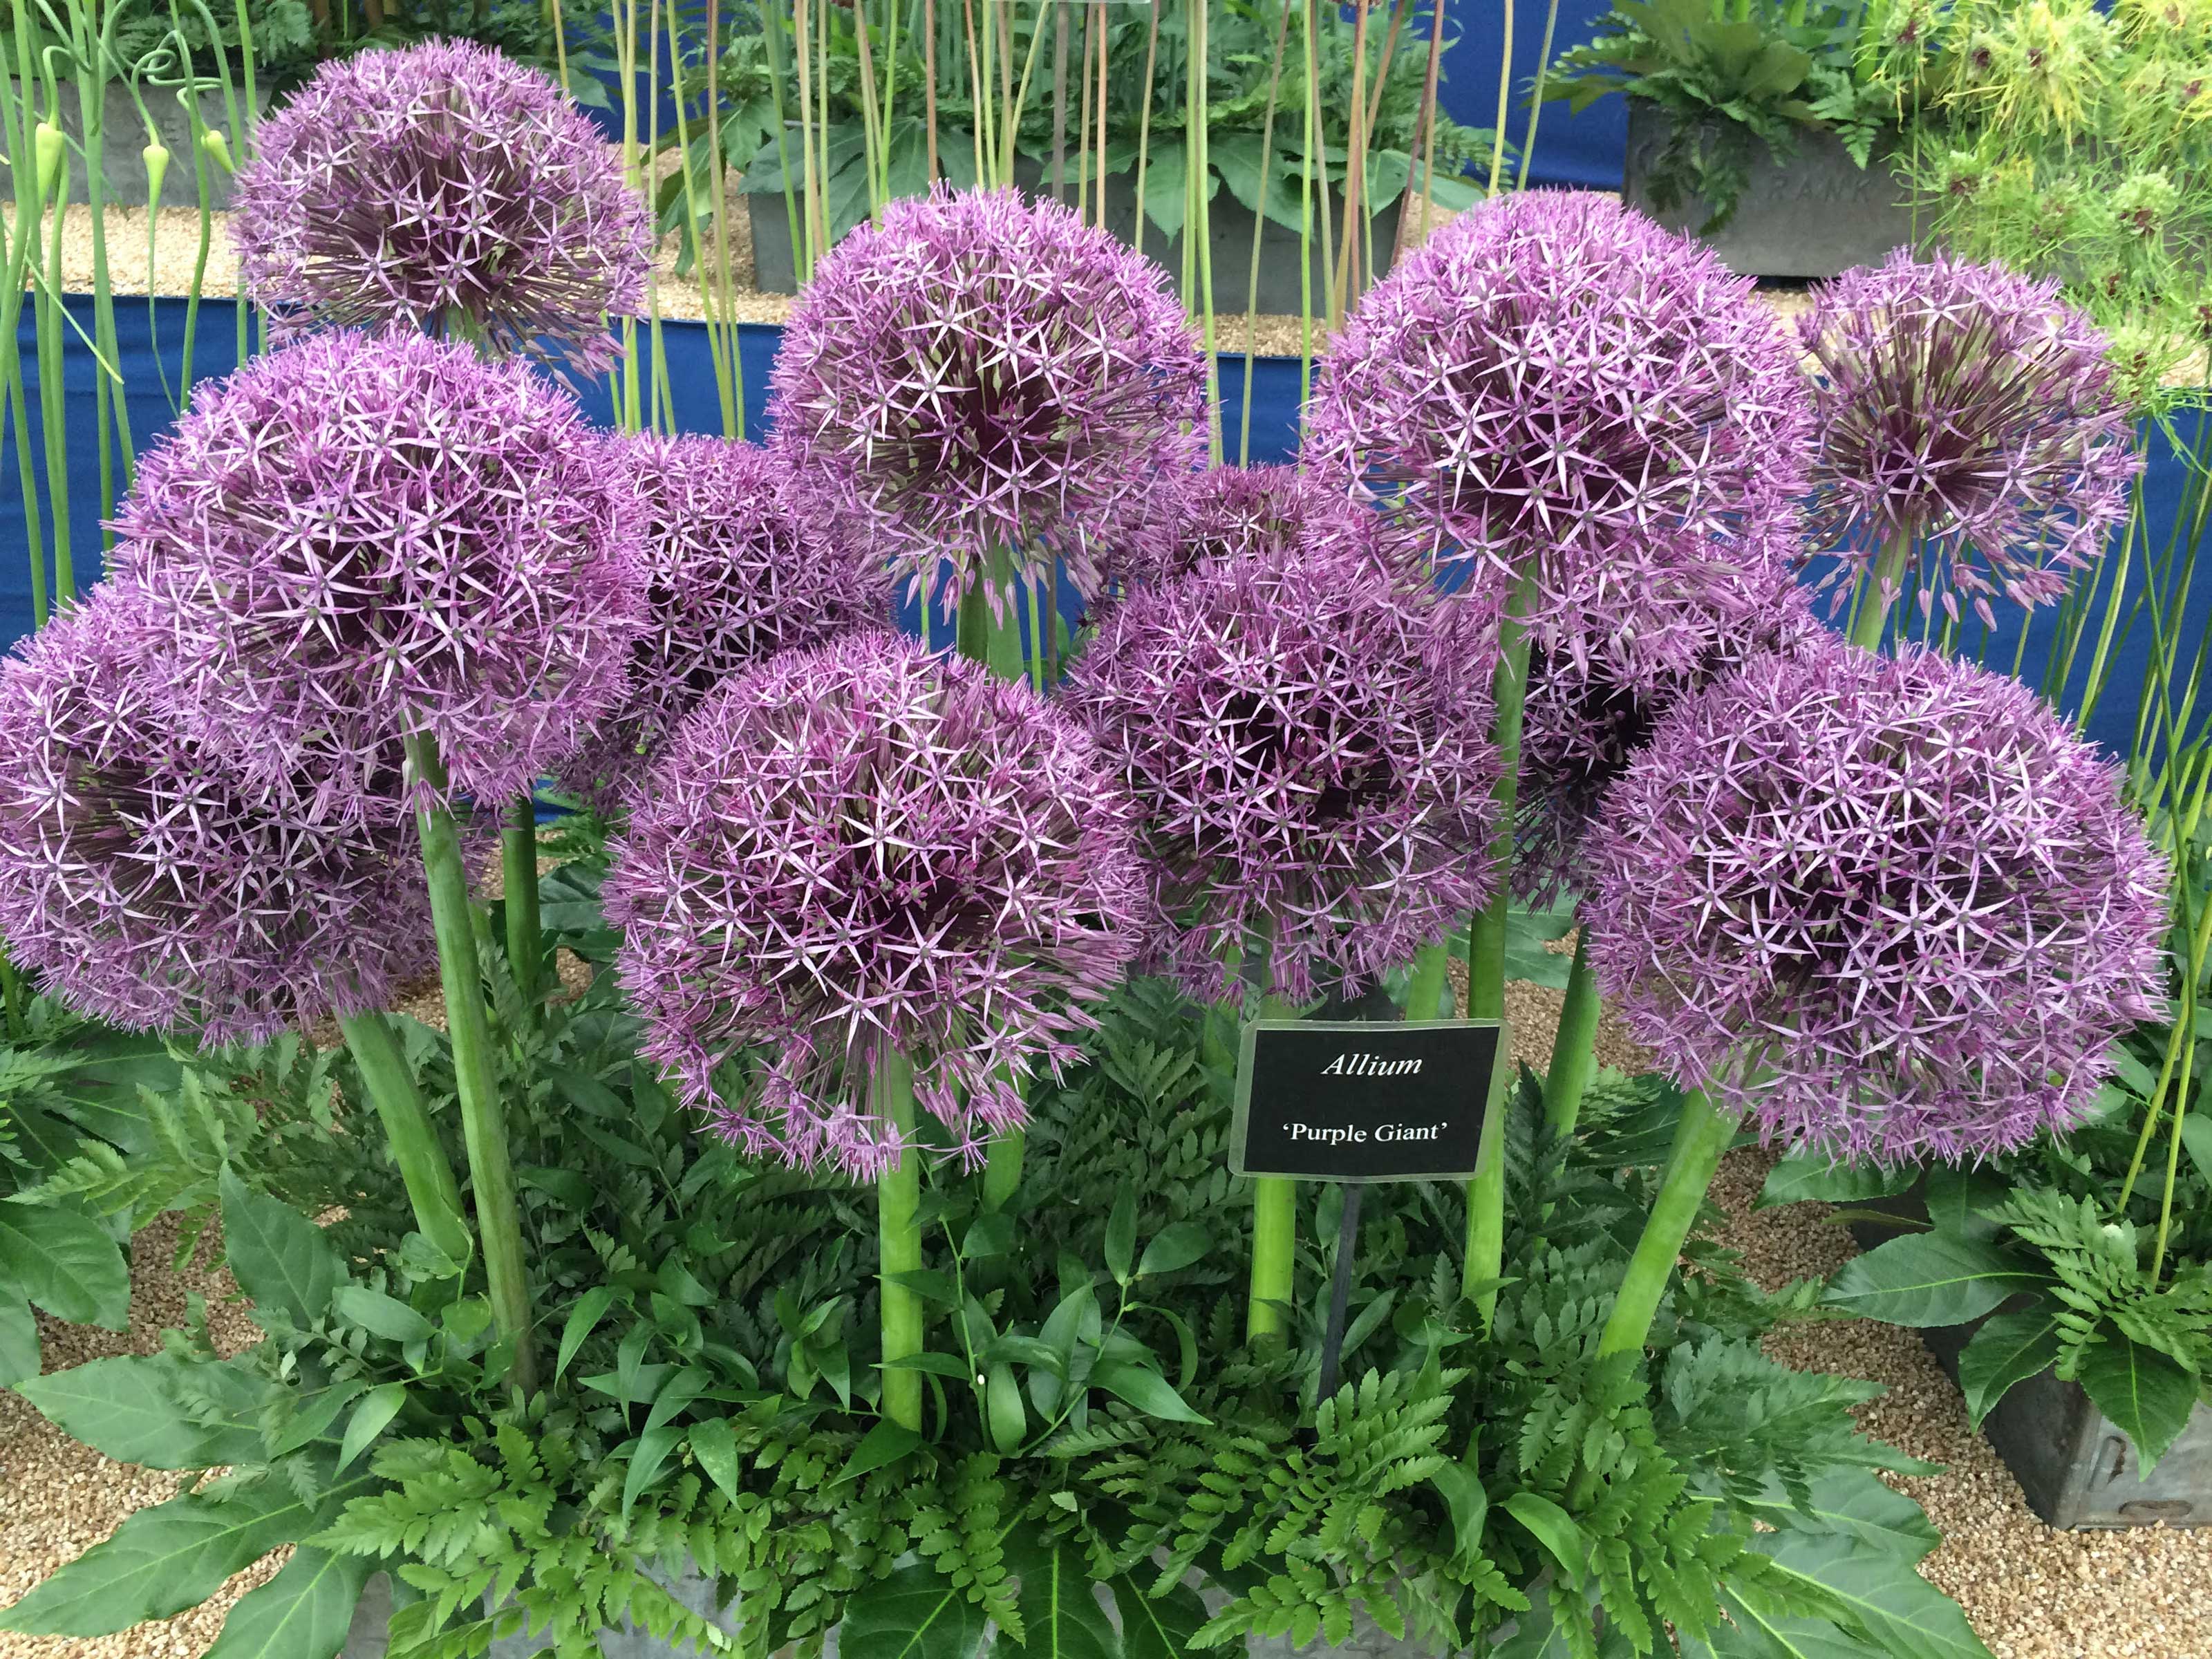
1586,637,2168,1165
1067,545,1501,1006
233,38,652,374
0,590,432,1042
769,187,1209,618
114,330,646,820
1801,250,2141,629
605,632,1145,1177
1306,191,1812,671
559,434,890,810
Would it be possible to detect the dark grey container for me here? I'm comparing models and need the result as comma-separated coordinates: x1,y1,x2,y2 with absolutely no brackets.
747,149,1403,310
1621,99,1914,280
16,79,260,209
1848,1204,2212,1528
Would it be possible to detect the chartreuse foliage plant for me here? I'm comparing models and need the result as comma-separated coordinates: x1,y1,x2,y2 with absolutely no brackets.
1,930,1991,1659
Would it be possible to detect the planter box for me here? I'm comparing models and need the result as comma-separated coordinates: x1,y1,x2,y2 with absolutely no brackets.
747,155,1403,311
1848,1204,2212,1528
16,79,259,209
1621,99,1913,281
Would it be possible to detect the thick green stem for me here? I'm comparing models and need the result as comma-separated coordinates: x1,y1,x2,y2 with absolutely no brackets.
336,1010,472,1265
0,949,26,1041
876,1047,924,1431
1541,932,1601,1138
502,797,543,1011
1848,532,1913,653
1247,1177,1296,1347
1462,574,1536,1315
982,1129,1022,1212
406,734,536,1396
1597,1089,1734,1360
1401,940,1450,1021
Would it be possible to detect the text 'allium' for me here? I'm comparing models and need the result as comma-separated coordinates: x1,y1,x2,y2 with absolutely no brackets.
1067,545,1501,1006
606,632,1145,1177
1587,638,2168,1165
1307,191,1811,684
113,330,644,819
768,186,1208,617
1801,250,2140,628
0,588,430,1043
233,38,651,373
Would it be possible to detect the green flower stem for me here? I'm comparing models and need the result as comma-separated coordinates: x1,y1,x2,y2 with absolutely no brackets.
1247,1176,1296,1347
502,797,544,1011
1848,530,1913,653
0,948,26,1041
982,1127,1022,1213
1462,572,1536,1318
876,1046,924,1431
335,1009,472,1266
1401,939,1450,1021
1541,930,1601,1137
1596,1088,1734,1360
406,733,536,1396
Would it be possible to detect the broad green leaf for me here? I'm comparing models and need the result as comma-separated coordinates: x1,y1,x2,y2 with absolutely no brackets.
15,1353,264,1470
1135,1222,1210,1280
1823,1233,2047,1328
556,1286,621,1380
1086,1360,1208,1424
1503,908,1577,988
1924,1168,2007,1241
962,1212,1017,1260
1109,1573,1206,1659
1956,1310,2061,1427
1007,1537,1119,1659
218,1170,342,1326
1696,1588,1886,1659
1754,1529,1993,1659
621,1421,686,1517
1427,1459,1490,1570
1105,1189,1138,1286
1738,1469,1940,1559
691,1417,742,1507
1759,1156,1915,1209
337,1383,406,1472
838,1560,990,1659
330,1287,433,1344
1141,142,1206,240
0,1199,129,1328
2077,1332,2197,1471
986,1361,1027,1454
0,1292,40,1385
2180,1113,2212,1186
201,1546,369,1659
270,1378,370,1459
0,1474,367,1636
1501,1492,1586,1591
841,1419,921,1485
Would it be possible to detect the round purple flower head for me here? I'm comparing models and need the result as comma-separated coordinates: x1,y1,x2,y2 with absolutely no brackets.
1114,462,1396,594
605,632,1145,1178
1066,544,1503,1006
1801,250,2140,629
232,38,650,374
1306,191,1812,668
0,587,431,1044
1586,637,2168,1165
561,434,890,810
113,330,644,821
1517,555,1826,904
768,185,1209,618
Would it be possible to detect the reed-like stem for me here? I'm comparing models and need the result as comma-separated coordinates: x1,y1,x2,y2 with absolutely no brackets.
1596,1088,1734,1358
1848,530,1913,653
876,1046,924,1430
1402,939,1450,1020
501,797,543,1011
406,733,536,1396
1248,1174,1295,1347
335,1010,472,1265
1541,929,1600,1136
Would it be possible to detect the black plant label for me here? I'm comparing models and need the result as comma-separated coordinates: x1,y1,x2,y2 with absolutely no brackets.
1230,1019,1506,1183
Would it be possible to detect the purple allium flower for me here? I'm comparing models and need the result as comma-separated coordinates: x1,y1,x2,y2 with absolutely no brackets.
1586,637,2169,1165
604,632,1145,1178
767,186,1209,618
1517,555,1827,904
1305,191,1812,660
560,434,890,810
1065,544,1503,1006
0,587,431,1044
1800,250,2141,628
113,331,645,821
1113,462,1399,594
232,38,651,374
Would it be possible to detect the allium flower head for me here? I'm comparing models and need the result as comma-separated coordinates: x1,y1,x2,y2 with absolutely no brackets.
769,185,1208,617
113,330,644,820
1586,638,2168,1165
0,588,430,1043
232,38,651,373
1517,554,1827,904
1801,250,2140,628
1114,462,1398,594
1306,191,1812,663
605,632,1145,1178
1066,544,1502,1005
561,434,890,809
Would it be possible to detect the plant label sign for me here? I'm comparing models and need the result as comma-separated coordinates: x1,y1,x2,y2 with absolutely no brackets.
1230,1019,1506,1183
